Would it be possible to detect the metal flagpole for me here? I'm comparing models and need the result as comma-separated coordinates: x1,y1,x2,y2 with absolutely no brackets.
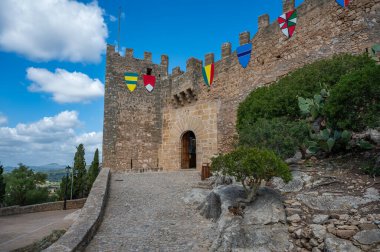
71,162,74,200
118,6,121,53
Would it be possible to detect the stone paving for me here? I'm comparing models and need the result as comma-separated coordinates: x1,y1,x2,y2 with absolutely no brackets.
85,171,216,252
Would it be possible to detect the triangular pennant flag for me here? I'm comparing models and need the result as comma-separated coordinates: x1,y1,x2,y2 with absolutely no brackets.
143,75,156,92
278,10,297,38
335,0,351,7
202,63,214,87
236,43,252,68
124,72,138,92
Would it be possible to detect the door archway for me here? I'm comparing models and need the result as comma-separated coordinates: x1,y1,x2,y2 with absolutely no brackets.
181,131,196,169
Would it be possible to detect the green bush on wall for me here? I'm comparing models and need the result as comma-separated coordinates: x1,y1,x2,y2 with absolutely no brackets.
237,54,378,158
239,117,309,159
237,54,376,129
325,64,380,132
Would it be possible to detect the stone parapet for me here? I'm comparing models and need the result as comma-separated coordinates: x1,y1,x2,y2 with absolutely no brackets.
44,168,110,252
0,199,86,217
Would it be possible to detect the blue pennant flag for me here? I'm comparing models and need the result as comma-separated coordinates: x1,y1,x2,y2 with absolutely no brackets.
335,0,351,7
236,43,252,68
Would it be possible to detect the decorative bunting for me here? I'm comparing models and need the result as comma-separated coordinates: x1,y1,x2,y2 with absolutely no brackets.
236,43,252,68
335,0,351,7
202,63,214,87
278,10,297,38
143,75,156,92
124,72,138,92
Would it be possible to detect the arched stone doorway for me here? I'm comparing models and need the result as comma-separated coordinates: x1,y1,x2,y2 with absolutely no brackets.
181,131,196,169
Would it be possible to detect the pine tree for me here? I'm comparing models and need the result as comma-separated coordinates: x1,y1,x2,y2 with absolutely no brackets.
73,144,87,198
0,165,6,206
87,148,100,192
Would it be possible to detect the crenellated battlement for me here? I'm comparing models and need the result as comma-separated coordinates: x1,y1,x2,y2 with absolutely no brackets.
283,0,295,13
106,45,169,76
103,0,380,172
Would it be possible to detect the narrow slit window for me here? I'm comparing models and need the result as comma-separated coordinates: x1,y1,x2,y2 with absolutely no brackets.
147,68,152,75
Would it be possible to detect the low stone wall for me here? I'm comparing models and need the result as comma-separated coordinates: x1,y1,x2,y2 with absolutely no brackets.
44,168,110,252
0,199,86,217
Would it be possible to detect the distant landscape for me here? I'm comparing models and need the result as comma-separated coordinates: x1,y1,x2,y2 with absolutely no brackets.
4,163,68,182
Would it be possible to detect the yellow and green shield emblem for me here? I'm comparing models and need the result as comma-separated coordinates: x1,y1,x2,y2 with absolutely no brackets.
124,72,138,92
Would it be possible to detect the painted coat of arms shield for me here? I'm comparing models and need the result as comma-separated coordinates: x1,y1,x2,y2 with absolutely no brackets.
236,43,252,68
143,75,156,92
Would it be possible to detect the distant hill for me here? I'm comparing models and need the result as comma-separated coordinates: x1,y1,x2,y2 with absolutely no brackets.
3,163,66,173
3,166,14,173
1,163,94,182
30,163,67,172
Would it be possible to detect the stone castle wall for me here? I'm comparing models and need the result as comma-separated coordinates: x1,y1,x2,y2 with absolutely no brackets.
103,0,380,171
103,48,169,171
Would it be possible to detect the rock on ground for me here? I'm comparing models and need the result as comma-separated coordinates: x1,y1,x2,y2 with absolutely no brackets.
272,171,312,193
310,224,327,241
205,186,292,252
324,235,361,252
296,187,380,211
353,229,380,245
183,188,210,205
312,214,329,224
198,192,222,220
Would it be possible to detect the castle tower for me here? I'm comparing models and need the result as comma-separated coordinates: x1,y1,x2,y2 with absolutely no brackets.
103,46,169,171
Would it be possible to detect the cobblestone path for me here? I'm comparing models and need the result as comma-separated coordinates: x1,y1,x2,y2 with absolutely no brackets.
86,171,215,252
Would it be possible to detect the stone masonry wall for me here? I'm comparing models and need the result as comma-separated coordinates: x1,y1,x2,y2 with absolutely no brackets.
103,0,380,171
159,100,219,171
103,46,169,171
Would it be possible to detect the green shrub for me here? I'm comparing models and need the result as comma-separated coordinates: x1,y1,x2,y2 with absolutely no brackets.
325,65,380,131
237,54,376,129
25,188,50,205
238,117,309,159
360,158,380,177
211,147,291,202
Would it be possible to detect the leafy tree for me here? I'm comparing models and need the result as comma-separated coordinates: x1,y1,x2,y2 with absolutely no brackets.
4,164,49,206
73,144,87,198
0,165,6,206
211,147,292,202
88,148,100,192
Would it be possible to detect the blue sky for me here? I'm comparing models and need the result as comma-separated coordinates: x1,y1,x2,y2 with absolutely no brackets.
0,0,303,166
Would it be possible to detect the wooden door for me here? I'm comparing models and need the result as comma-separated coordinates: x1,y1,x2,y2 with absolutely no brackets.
181,132,190,169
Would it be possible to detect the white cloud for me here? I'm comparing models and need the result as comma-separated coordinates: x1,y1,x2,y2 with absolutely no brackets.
109,15,117,22
0,113,7,125
0,0,108,63
27,67,104,103
0,111,102,166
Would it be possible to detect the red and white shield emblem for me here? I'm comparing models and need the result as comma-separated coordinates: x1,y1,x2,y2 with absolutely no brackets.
143,75,156,92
